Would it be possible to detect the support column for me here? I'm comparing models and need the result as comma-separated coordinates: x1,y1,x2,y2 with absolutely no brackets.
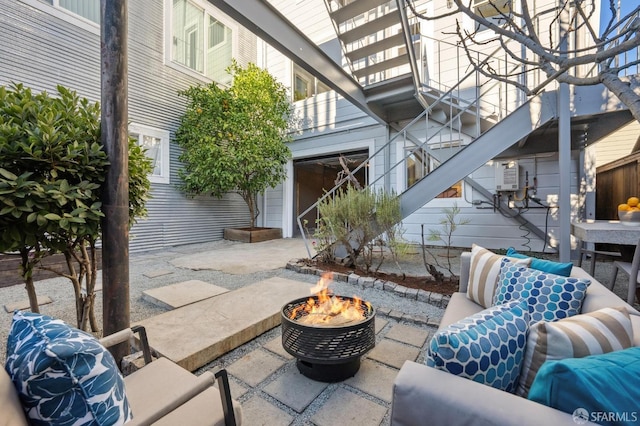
101,0,130,365
557,3,571,262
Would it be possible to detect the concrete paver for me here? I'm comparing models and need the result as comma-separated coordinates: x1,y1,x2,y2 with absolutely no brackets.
134,277,311,371
344,359,397,403
141,280,229,309
366,339,421,369
170,238,312,274
228,378,250,400
263,335,295,360
143,269,173,278
263,366,329,413
375,318,389,334
240,395,294,426
4,296,53,313
384,324,429,347
227,349,286,387
311,387,387,426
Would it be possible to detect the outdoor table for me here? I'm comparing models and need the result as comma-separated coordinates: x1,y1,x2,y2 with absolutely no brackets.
571,220,640,275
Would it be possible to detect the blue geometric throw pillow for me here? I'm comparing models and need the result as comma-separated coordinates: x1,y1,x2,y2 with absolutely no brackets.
4,311,133,425
494,258,590,325
426,299,529,393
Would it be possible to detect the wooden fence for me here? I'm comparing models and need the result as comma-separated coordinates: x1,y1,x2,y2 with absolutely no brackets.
596,151,640,220
0,250,102,288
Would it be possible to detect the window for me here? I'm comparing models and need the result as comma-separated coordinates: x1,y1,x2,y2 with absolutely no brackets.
406,147,462,198
472,0,512,31
23,0,100,32
57,0,99,23
170,0,235,84
130,124,171,184
292,64,330,102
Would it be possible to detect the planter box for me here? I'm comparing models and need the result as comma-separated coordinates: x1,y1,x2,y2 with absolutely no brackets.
223,227,282,243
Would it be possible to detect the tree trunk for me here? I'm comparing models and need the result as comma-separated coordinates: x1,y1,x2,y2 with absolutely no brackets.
599,74,640,124
19,249,39,313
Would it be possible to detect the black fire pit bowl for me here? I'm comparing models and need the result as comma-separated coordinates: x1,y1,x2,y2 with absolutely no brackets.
281,295,376,382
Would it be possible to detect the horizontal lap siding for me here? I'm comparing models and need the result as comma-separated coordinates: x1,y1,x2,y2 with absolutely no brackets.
1,1,256,252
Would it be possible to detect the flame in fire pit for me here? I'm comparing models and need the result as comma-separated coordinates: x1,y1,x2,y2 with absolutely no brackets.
290,272,372,326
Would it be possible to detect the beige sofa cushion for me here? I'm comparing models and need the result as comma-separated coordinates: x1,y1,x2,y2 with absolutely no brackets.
0,368,28,426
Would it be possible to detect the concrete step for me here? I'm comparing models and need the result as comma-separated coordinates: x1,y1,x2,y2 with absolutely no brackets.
134,277,312,371
142,280,229,310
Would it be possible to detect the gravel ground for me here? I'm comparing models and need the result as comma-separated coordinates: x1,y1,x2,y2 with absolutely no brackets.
0,240,446,366
1,241,636,368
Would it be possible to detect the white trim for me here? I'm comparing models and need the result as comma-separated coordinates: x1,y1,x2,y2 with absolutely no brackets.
285,138,376,238
21,0,100,35
129,123,171,184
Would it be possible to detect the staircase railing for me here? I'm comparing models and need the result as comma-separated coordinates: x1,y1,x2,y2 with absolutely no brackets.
296,36,535,256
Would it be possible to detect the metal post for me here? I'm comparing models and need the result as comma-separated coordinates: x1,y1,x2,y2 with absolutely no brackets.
558,3,571,262
101,0,130,365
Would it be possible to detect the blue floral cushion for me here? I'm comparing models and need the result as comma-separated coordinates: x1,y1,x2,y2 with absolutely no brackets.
4,311,133,425
494,258,590,324
426,299,529,393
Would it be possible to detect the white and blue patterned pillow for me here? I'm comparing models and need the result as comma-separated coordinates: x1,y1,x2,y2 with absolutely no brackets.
494,258,590,325
426,299,529,393
4,311,133,425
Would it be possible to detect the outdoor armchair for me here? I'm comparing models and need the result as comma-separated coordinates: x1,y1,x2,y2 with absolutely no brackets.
99,326,241,426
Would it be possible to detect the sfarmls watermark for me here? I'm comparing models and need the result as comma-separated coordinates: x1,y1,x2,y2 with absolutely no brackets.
573,408,638,424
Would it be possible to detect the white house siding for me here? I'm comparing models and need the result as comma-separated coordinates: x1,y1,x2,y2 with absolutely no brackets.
1,0,258,252
592,120,639,168
400,152,583,253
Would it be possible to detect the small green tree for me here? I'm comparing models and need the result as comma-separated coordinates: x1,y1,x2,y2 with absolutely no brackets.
175,61,293,228
424,203,469,277
315,186,403,272
0,83,152,330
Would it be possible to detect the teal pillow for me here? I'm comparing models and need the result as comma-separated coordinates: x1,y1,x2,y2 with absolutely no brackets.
528,347,640,426
506,247,573,277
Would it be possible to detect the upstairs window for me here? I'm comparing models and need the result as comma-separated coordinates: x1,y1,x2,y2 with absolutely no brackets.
472,0,512,31
170,0,235,84
292,64,330,102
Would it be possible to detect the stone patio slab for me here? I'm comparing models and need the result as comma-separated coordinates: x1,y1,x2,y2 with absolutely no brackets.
385,324,429,347
4,296,53,313
263,336,295,360
263,366,328,413
345,359,397,403
143,269,173,278
312,388,387,426
226,349,285,387
241,395,293,426
141,280,229,309
134,277,311,371
366,339,421,369
375,318,389,334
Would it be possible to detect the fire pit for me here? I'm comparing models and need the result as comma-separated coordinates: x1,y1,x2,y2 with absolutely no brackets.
281,274,376,382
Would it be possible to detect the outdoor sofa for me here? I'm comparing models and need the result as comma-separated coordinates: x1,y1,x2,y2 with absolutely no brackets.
391,249,640,426
2,319,241,425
